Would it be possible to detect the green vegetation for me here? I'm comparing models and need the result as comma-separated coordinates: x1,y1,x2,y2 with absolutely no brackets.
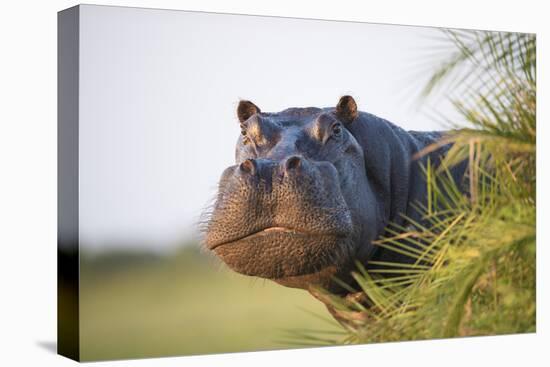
298,30,536,345
79,246,340,361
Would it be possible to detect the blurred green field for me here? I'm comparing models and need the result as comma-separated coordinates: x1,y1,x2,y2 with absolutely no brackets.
79,245,340,361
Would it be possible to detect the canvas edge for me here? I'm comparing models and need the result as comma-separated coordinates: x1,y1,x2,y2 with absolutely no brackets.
57,4,80,362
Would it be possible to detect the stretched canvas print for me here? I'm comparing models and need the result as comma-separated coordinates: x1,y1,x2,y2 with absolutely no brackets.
58,4,536,362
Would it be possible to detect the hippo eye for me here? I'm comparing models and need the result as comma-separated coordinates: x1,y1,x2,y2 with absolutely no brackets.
332,123,343,137
240,127,250,145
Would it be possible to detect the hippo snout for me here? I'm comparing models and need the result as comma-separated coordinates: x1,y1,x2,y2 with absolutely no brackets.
233,156,317,192
204,156,354,280
239,155,304,178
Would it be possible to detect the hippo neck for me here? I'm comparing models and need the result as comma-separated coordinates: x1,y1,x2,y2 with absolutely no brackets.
347,112,447,253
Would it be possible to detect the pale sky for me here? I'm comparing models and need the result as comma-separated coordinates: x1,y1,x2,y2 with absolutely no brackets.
78,5,461,252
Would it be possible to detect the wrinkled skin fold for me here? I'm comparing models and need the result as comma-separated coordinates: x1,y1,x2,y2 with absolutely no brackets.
203,96,465,296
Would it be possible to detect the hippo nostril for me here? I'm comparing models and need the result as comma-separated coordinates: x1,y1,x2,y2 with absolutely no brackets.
239,159,256,176
285,156,302,172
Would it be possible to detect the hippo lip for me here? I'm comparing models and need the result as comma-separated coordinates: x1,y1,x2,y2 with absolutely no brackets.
210,228,351,279
208,226,346,250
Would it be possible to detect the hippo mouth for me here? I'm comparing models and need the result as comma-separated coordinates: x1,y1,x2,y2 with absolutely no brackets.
208,225,352,280
208,226,344,250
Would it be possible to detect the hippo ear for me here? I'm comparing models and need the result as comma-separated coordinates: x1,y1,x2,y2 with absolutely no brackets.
237,100,261,123
335,95,358,124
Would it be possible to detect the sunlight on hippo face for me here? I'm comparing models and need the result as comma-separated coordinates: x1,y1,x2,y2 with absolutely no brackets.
204,96,378,291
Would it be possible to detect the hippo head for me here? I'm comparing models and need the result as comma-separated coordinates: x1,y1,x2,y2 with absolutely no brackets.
203,96,383,293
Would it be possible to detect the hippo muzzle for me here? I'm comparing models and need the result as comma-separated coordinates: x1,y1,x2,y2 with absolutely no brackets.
205,155,355,281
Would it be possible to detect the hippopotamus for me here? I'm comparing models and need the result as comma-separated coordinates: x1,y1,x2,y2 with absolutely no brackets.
203,95,466,304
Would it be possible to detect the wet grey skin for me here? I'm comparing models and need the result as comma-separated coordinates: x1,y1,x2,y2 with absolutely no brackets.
203,95,466,295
